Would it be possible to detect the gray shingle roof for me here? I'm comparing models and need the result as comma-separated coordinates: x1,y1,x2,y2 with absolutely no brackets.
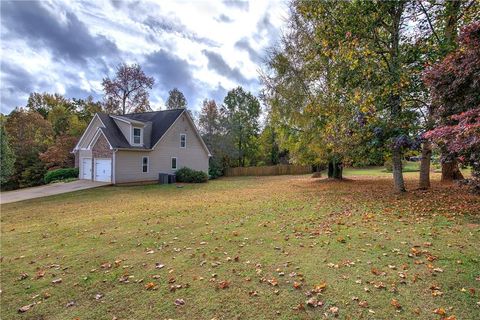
97,109,184,149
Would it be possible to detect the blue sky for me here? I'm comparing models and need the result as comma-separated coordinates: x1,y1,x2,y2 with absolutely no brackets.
0,0,286,113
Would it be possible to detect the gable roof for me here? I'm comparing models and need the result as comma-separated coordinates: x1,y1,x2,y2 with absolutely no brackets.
121,109,184,147
73,108,212,155
74,109,185,150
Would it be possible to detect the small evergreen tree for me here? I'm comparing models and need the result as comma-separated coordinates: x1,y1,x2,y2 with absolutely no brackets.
0,124,16,185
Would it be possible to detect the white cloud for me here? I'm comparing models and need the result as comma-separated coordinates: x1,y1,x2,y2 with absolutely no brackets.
0,0,287,113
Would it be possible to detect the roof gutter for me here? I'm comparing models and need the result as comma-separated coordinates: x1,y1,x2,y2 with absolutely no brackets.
114,148,153,152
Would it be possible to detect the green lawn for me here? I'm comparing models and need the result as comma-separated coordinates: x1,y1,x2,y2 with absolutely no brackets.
1,168,479,319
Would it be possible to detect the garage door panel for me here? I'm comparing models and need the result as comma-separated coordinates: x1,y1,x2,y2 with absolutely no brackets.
94,159,112,182
81,158,92,180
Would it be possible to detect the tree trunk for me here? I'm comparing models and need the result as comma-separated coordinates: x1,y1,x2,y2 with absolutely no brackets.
392,146,406,192
389,2,406,193
419,141,432,189
327,160,342,179
122,94,127,115
441,157,464,181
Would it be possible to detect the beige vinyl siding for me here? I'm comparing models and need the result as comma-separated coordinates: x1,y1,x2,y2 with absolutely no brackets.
113,119,131,143
78,116,103,149
115,113,209,183
78,149,93,179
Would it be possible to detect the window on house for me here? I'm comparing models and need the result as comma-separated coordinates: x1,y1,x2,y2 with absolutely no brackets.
180,134,186,148
133,128,142,144
142,157,148,173
171,157,177,170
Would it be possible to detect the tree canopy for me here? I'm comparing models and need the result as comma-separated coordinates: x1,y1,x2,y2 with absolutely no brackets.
102,63,155,115
223,87,261,167
166,88,188,110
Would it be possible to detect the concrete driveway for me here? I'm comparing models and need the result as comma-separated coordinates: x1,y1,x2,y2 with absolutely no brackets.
0,180,110,204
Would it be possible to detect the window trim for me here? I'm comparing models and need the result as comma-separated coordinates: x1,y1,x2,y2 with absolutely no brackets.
142,156,149,173
180,133,186,148
132,127,143,145
171,157,177,170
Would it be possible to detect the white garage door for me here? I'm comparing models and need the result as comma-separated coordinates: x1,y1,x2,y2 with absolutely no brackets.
94,159,112,182
81,158,92,180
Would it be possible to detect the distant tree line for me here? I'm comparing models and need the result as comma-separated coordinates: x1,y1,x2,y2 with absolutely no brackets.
0,63,276,189
1,94,102,189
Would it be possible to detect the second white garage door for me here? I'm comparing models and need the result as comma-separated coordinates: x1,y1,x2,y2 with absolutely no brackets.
94,159,112,182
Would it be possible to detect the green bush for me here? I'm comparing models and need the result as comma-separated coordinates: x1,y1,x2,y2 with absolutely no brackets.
44,168,79,184
208,160,224,179
175,167,208,183
20,160,47,188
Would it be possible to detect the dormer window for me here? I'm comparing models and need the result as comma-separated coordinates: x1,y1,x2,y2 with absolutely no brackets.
133,127,142,145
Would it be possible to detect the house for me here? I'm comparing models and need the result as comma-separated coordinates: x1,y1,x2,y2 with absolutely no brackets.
72,109,211,184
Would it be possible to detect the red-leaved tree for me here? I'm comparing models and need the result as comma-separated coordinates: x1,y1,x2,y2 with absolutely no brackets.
39,134,78,170
425,108,480,192
423,22,480,181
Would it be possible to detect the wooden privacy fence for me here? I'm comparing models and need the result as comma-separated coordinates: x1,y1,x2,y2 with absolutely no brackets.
224,165,312,177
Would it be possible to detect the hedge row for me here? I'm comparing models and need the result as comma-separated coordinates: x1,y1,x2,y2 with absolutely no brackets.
44,168,79,184
175,167,208,183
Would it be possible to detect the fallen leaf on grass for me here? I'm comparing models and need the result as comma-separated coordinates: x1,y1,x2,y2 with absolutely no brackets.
427,254,438,262
249,290,258,297
373,282,386,290
267,278,278,286
18,272,29,281
329,306,339,316
18,303,34,313
144,282,156,290
371,268,385,276
51,278,62,284
358,300,369,308
312,282,327,293
306,297,323,308
217,280,230,289
391,299,401,310
169,284,183,292
433,307,446,316
174,298,185,306
293,303,305,311
432,290,444,297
